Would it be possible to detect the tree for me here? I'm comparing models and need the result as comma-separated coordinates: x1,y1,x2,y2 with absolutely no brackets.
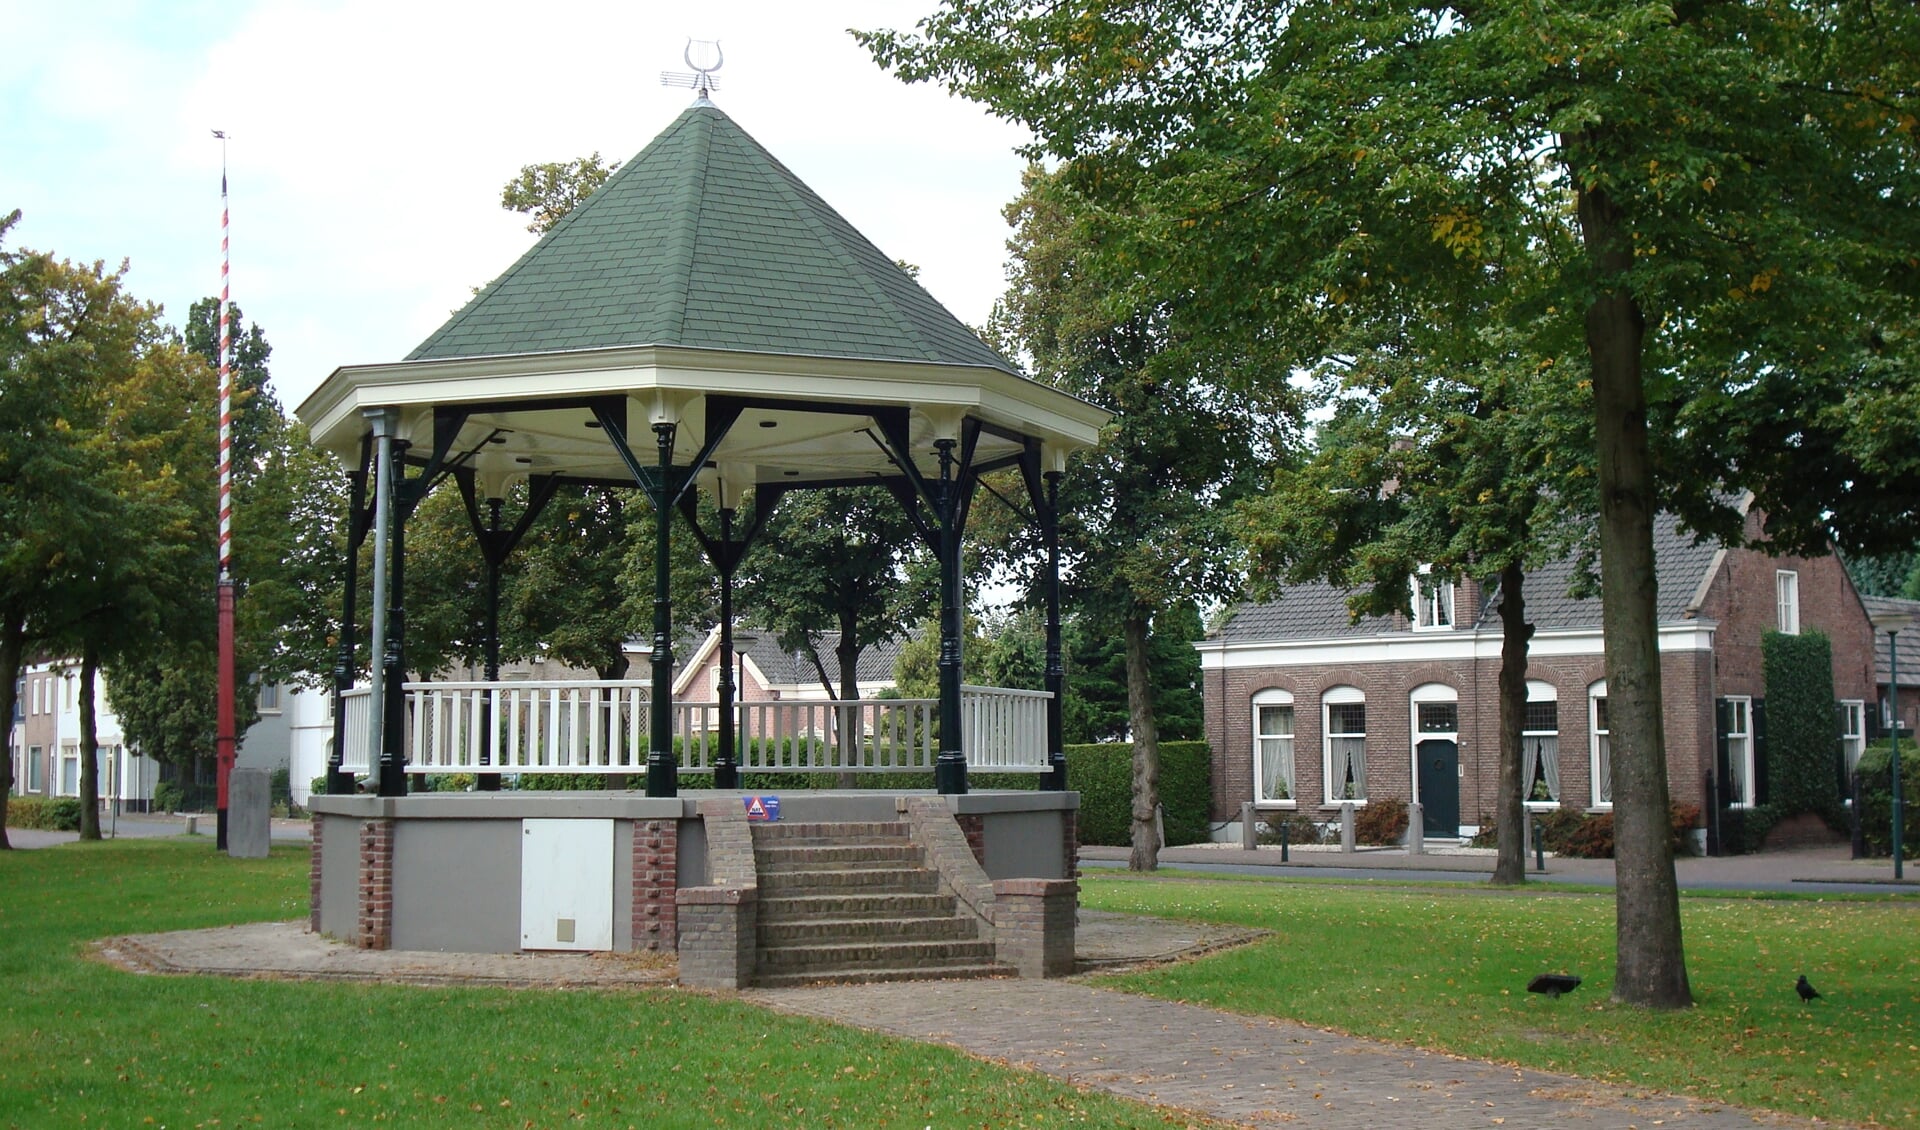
739,487,931,773
862,0,1920,1008
981,168,1277,870
500,153,621,236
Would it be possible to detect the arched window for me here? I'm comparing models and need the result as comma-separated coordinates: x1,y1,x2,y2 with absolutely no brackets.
1323,686,1367,804
1524,680,1560,806
1251,689,1295,805
1589,680,1611,808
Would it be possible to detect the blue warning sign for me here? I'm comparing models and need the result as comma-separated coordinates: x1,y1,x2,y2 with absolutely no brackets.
742,795,781,822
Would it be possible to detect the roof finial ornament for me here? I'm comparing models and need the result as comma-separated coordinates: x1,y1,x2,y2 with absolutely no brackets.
660,39,723,105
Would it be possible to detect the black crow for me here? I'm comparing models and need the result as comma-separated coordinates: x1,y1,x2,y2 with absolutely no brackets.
1796,975,1821,1002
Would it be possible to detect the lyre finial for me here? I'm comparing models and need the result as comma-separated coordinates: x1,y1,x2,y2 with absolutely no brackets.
660,39,723,103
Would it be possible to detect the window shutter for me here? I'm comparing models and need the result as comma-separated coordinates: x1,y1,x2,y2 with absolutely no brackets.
1835,702,1850,798
1714,698,1733,807
1752,698,1770,807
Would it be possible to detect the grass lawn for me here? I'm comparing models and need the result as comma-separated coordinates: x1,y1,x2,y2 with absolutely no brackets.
1081,872,1920,1128
0,838,1220,1130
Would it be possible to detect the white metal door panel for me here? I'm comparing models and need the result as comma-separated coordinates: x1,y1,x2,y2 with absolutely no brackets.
520,819,614,951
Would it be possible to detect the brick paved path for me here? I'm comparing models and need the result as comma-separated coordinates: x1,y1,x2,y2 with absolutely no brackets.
748,979,1804,1128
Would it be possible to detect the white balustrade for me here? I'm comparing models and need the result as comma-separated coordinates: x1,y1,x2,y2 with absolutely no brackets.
331,680,1050,777
961,684,1053,772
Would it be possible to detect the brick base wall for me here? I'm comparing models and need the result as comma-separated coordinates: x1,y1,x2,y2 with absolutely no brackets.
356,819,394,950
993,878,1078,978
632,819,679,952
1061,809,1079,880
308,814,324,933
956,814,987,868
675,886,757,989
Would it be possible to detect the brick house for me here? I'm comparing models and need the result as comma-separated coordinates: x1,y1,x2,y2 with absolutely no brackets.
1197,510,1877,845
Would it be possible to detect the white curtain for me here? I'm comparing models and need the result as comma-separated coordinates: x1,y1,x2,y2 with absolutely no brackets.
1332,737,1367,800
1533,736,1560,802
1596,735,1612,805
1257,706,1294,801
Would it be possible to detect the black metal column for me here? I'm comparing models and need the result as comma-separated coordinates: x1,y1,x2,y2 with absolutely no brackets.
1041,469,1067,791
478,497,503,791
715,503,740,790
647,422,678,798
328,455,368,795
934,438,967,795
378,439,412,798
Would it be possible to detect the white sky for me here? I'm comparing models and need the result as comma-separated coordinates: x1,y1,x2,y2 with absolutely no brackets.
1,1,1032,413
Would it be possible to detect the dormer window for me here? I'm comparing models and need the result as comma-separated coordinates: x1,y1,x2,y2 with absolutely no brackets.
1411,566,1455,631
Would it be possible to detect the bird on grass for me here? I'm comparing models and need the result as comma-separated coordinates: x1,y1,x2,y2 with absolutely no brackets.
1796,975,1822,1003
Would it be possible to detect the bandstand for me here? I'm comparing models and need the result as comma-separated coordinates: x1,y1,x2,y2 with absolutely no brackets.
299,95,1105,983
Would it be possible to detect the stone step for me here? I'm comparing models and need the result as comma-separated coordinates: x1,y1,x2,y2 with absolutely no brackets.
757,866,940,894
758,938,1000,971
754,844,925,871
751,821,911,844
752,963,1012,989
759,914,982,946
757,891,957,922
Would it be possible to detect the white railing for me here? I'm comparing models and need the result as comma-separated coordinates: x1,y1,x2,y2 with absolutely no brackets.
329,680,1051,777
961,684,1052,772
339,686,371,774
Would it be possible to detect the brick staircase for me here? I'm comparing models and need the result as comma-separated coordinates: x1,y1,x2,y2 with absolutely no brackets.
750,820,1009,987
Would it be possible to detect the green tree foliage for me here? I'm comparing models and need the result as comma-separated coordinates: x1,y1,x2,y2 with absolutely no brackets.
1058,602,1203,745
1844,550,1920,600
862,0,1919,1008
499,153,620,235
977,167,1275,870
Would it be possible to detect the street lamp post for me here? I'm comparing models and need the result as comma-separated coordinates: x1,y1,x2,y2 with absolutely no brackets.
1872,611,1912,880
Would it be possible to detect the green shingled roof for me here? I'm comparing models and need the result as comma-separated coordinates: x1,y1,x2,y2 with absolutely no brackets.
409,101,1015,373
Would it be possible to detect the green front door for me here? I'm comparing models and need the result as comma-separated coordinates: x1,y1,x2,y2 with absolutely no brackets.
1417,739,1460,837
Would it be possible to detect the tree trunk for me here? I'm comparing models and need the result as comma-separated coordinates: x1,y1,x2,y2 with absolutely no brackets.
1491,561,1533,885
836,625,862,789
78,646,102,841
0,614,23,849
1577,173,1693,1009
1124,613,1161,871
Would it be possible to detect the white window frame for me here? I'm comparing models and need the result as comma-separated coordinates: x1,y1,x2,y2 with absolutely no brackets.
1410,565,1456,631
1251,688,1296,808
258,682,281,714
1523,680,1561,808
1840,699,1866,779
57,744,79,796
1723,695,1756,808
1776,570,1800,635
1589,680,1612,810
1323,686,1368,805
27,744,44,793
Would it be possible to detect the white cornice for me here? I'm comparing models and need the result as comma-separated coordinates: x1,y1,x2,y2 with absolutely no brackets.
1195,622,1718,670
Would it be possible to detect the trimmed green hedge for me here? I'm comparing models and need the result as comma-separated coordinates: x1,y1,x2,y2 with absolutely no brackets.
1721,630,1847,852
6,796,83,831
1067,740,1212,848
1855,739,1920,859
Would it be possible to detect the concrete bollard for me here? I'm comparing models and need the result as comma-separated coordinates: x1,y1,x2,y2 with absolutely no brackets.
1240,802,1258,850
228,768,271,859
183,815,198,836
1340,802,1356,853
1407,802,1424,855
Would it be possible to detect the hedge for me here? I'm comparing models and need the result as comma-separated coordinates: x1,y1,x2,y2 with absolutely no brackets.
1718,630,1847,852
6,796,83,831
1067,740,1211,848
1855,738,1920,860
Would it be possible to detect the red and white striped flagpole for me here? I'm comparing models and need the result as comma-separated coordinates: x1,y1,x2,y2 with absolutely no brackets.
213,129,237,852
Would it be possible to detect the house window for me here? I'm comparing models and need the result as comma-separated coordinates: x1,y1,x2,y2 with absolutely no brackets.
58,746,78,796
1251,689,1295,805
1721,696,1756,807
27,745,43,793
1525,681,1560,805
10,679,20,722
1590,682,1612,808
1323,688,1367,803
1411,566,1455,630
258,683,281,713
1840,700,1866,778
1776,570,1800,635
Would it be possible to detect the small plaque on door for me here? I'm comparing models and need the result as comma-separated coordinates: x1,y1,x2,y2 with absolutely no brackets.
555,918,575,944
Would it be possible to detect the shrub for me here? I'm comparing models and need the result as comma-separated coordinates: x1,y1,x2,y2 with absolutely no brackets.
6,796,83,831
1256,810,1330,846
1068,740,1212,848
1854,739,1920,860
1531,803,1705,859
152,781,186,814
1354,797,1408,846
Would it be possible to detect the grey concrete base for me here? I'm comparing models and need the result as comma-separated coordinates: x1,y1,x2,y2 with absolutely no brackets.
228,769,271,859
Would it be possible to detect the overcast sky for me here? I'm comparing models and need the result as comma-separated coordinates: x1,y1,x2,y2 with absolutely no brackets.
1,1,1031,413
